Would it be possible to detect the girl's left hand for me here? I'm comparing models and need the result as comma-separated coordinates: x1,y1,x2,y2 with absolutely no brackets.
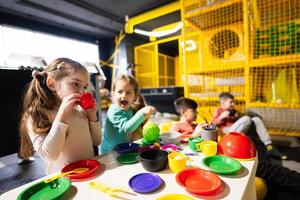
86,101,98,122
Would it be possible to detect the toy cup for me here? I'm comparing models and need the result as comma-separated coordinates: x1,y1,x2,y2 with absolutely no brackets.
188,137,204,152
80,93,95,110
168,152,189,173
201,141,217,156
200,126,218,142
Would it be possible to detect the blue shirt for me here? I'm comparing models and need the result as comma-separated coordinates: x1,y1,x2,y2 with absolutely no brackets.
100,104,145,154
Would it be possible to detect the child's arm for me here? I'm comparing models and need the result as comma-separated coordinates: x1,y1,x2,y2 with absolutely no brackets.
212,107,229,125
192,123,206,137
28,119,68,161
109,109,145,134
109,106,156,134
89,121,102,145
28,94,79,161
84,99,102,145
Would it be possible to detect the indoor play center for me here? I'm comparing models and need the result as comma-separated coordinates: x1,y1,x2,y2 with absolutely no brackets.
0,0,299,200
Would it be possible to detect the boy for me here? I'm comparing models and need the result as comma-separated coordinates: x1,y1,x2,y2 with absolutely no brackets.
212,92,287,160
170,97,203,137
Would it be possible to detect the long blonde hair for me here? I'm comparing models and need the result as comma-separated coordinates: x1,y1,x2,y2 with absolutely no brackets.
19,58,88,158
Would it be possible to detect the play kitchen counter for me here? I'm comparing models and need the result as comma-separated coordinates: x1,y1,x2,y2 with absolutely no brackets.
1,144,257,200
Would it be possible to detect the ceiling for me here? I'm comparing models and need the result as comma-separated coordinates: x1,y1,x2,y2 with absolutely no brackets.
0,0,179,39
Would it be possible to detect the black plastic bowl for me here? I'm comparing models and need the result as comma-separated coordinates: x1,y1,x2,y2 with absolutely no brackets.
138,149,168,172
114,142,140,154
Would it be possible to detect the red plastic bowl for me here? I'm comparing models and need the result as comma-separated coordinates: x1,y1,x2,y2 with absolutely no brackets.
218,132,256,160
80,93,95,110
176,168,222,195
61,159,100,179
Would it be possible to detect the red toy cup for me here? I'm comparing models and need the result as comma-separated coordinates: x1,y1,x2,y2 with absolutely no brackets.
80,93,95,110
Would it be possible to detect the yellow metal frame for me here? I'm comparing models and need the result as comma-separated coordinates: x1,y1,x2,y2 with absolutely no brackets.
149,22,182,41
125,1,180,34
134,36,182,88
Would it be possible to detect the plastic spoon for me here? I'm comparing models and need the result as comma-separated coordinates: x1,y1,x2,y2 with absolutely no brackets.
44,167,89,183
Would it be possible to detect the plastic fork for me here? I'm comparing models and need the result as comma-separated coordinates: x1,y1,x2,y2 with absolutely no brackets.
44,167,89,183
89,181,136,199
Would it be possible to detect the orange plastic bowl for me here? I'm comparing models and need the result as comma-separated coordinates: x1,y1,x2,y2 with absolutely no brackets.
218,132,256,160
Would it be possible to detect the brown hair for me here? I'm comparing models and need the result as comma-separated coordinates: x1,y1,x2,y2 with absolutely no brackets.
19,57,88,158
174,97,198,115
219,92,234,103
111,74,139,95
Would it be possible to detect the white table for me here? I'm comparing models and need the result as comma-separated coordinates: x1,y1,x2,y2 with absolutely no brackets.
1,146,258,200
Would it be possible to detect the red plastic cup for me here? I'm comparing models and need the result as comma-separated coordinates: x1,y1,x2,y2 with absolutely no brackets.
80,93,95,110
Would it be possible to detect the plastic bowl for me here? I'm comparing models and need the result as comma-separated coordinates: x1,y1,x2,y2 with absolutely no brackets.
218,132,256,160
138,149,168,172
114,142,140,154
176,168,222,195
160,131,181,145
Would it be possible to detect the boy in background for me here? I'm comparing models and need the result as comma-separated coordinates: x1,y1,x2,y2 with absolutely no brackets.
170,97,204,137
212,92,286,160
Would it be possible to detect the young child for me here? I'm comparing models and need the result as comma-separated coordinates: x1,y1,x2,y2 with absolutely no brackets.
170,97,204,137
100,74,156,154
212,92,287,160
19,58,102,174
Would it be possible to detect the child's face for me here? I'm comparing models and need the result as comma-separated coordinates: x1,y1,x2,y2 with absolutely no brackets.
113,79,136,111
183,108,197,123
55,70,89,100
222,98,235,110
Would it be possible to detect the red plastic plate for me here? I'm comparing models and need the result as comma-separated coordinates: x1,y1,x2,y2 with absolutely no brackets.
176,168,222,195
61,159,101,181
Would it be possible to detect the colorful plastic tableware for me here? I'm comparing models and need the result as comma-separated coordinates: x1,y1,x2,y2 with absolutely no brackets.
156,194,195,200
188,137,203,152
44,167,89,183
161,144,178,151
168,152,189,173
138,149,168,172
218,132,256,160
160,131,181,145
17,178,71,200
201,140,218,156
202,155,242,174
176,168,222,195
114,142,140,154
79,93,95,110
129,173,163,193
61,159,101,181
117,152,139,164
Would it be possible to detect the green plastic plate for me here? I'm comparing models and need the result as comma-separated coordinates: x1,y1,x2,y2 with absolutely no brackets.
17,177,71,200
117,152,139,164
202,155,242,175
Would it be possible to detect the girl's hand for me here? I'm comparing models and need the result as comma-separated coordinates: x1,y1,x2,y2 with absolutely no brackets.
140,106,156,118
86,101,98,122
56,94,80,123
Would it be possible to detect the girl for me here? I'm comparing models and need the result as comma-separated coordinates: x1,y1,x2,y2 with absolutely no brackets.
19,58,102,174
100,74,156,154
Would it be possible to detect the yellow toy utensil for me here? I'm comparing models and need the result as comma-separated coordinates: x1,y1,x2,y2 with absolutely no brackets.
89,181,136,198
44,167,89,183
